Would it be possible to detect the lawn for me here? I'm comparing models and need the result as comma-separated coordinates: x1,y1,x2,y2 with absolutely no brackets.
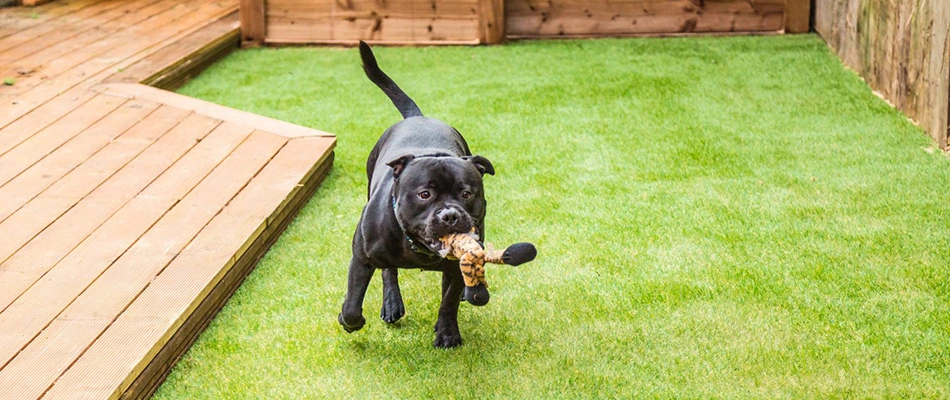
155,35,950,398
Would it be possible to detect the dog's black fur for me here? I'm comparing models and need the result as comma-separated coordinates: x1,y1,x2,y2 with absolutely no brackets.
338,42,494,348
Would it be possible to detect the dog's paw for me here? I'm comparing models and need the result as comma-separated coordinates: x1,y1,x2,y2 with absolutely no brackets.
433,331,463,348
338,312,366,333
380,298,405,324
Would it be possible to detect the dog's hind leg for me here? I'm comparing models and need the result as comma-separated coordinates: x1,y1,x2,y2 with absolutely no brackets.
380,268,405,323
339,257,375,333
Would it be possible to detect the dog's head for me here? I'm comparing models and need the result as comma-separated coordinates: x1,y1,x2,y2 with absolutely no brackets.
389,154,494,254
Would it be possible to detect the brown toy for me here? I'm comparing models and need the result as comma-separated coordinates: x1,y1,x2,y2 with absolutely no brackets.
438,230,537,306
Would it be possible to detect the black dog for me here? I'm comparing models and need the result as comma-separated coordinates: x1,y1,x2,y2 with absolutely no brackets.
338,42,496,348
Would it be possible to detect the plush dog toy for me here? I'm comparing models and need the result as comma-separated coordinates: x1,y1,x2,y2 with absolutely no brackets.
439,230,536,306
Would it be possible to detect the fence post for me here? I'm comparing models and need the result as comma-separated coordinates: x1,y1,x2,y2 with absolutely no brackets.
784,0,811,33
240,0,266,47
478,0,505,44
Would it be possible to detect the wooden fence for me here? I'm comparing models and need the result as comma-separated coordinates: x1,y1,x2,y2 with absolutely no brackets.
815,0,950,148
240,0,810,46
241,0,503,45
506,0,785,38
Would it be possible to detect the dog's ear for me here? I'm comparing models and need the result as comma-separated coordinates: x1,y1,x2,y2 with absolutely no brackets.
464,155,495,176
386,154,416,179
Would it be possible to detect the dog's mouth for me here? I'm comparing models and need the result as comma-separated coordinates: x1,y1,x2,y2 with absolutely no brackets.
417,217,476,253
418,229,467,254
397,204,478,255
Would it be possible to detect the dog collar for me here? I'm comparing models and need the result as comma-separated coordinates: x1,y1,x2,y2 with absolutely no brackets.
391,196,437,257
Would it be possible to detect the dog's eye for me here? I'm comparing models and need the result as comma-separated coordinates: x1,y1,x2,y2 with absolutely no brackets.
461,191,472,200
418,191,431,200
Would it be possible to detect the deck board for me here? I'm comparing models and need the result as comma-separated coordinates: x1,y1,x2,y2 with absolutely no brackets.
44,136,334,400
0,131,283,400
0,98,158,221
0,0,154,68
35,132,288,399
104,12,241,89
0,112,217,312
2,0,235,98
0,1,336,399
0,106,192,314
0,3,236,130
0,0,127,52
0,94,125,171
0,0,103,38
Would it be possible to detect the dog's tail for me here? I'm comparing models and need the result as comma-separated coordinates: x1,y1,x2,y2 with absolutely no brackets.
359,41,423,119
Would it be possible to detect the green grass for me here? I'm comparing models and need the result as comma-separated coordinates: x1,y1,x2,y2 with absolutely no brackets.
156,35,950,398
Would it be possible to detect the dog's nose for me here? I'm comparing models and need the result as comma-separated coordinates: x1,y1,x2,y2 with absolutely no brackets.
438,208,461,226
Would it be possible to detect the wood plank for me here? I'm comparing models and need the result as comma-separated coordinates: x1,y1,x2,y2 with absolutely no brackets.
0,0,230,96
0,91,97,147
144,28,238,91
0,0,152,67
262,17,338,42
0,94,125,190
31,107,191,201
0,197,170,370
265,0,479,20
45,136,335,400
264,0,333,19
0,106,188,307
0,0,128,57
104,11,240,89
506,0,690,16
336,15,478,42
94,83,334,138
263,0,483,43
0,196,78,263
505,0,784,37
0,93,99,159
121,151,333,400
0,0,236,99
239,0,265,46
0,2,339,399
0,0,104,39
21,0,60,5
0,0,237,134
507,13,784,37
0,122,254,386
0,130,282,400
269,16,489,45
0,0,176,80
332,16,416,42
0,112,217,312
0,107,189,296
0,0,100,18
0,99,158,222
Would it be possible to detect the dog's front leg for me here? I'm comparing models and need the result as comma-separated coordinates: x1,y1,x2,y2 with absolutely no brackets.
433,262,464,348
380,268,405,323
339,257,375,332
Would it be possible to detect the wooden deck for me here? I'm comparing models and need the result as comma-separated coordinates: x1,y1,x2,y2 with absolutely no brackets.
0,1,336,399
